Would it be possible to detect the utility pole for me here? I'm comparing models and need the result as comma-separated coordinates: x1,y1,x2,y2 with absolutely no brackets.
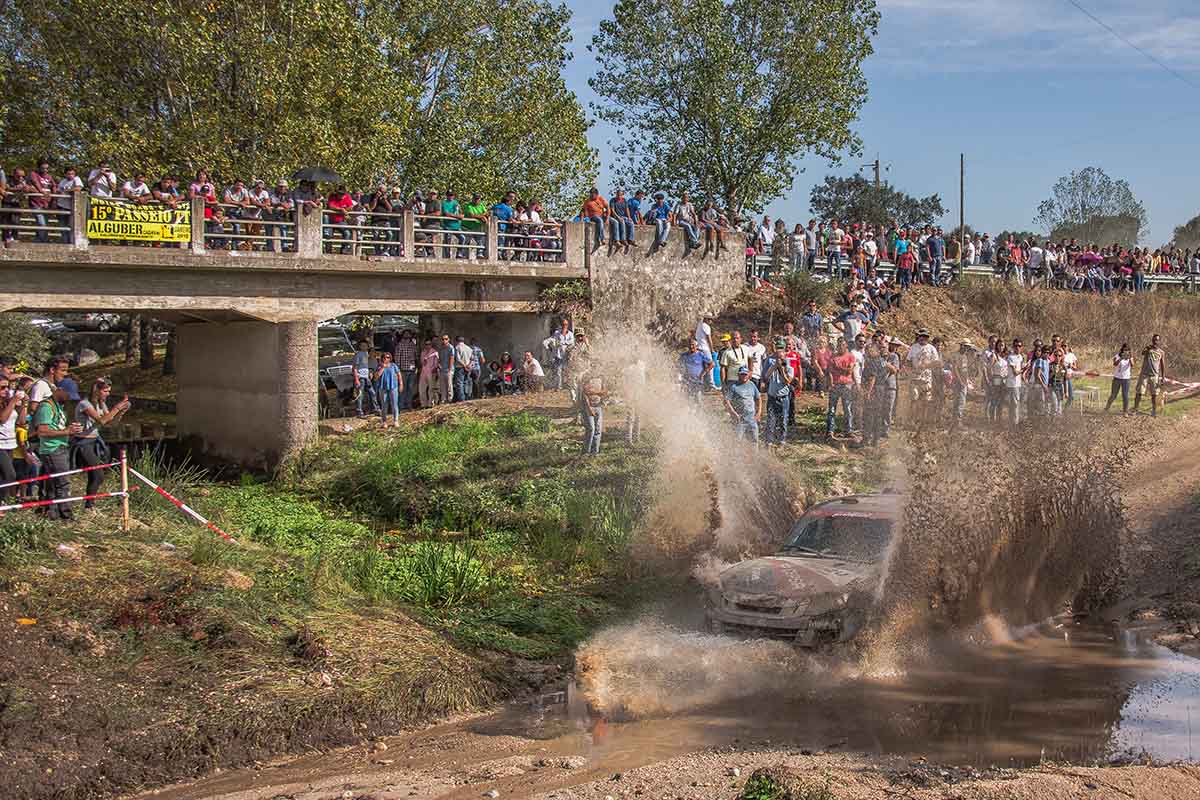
959,154,965,275
862,157,882,228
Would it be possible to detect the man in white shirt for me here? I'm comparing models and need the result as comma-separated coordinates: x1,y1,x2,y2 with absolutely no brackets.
964,238,977,267
1027,242,1044,287
1005,338,1026,426
694,316,715,389
549,319,575,391
905,328,940,425
88,163,118,198
55,167,84,243
827,220,845,279
745,329,767,381
521,351,545,392
863,236,878,269
453,336,475,401
757,216,775,255
121,173,153,204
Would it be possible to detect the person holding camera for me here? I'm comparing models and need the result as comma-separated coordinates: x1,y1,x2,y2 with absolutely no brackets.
73,379,130,513
0,374,28,504
33,382,82,520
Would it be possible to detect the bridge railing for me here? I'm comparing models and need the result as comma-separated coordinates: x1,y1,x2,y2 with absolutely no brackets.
0,193,74,244
4,195,585,270
205,202,297,252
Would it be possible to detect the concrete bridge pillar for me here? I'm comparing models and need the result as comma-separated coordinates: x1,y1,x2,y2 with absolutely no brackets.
177,319,318,468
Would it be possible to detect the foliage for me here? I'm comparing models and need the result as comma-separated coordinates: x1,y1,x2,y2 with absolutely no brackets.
384,540,497,608
537,280,592,318
809,174,945,227
589,0,880,219
0,0,595,212
1035,167,1148,245
1172,214,1200,250
992,229,1044,246
0,314,51,373
128,448,209,516
739,771,834,800
0,516,50,566
780,271,836,317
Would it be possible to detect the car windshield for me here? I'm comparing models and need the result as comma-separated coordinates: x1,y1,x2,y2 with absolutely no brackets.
780,514,893,562
318,327,353,358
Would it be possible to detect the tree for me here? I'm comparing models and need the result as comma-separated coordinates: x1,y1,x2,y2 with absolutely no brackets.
0,0,595,214
993,230,1043,247
590,0,880,220
808,174,945,227
1172,214,1200,250
1034,167,1147,245
0,314,51,373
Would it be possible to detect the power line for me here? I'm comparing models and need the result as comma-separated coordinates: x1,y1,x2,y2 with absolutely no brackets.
1063,0,1200,93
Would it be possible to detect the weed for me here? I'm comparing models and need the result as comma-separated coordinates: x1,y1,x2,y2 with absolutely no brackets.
0,516,50,566
739,771,834,800
386,540,497,608
130,448,209,516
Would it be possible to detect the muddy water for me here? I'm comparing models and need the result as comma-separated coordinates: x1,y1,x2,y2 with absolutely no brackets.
141,624,1200,800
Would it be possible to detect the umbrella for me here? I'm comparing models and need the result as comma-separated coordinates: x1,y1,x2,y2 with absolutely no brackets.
1075,251,1103,265
291,166,343,184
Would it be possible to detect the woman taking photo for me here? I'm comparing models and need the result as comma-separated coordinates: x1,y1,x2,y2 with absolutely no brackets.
1105,344,1134,415
73,379,131,512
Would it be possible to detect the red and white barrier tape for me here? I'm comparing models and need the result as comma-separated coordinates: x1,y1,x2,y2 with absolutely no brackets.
753,277,786,296
127,466,237,544
0,489,129,514
0,460,119,490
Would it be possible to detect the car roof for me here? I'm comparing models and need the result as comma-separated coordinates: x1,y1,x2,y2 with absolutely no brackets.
806,492,903,520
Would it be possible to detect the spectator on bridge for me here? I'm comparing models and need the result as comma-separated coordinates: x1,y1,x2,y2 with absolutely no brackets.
325,184,353,254
189,170,223,248
646,193,672,248
152,175,182,208
28,160,54,243
374,351,402,428
55,167,83,244
268,179,295,253
609,189,636,253
627,190,646,225
492,190,517,259
441,189,466,259
122,172,153,205
1,168,31,244
294,179,323,218
88,161,119,199
580,187,608,251
462,192,489,260
243,179,270,247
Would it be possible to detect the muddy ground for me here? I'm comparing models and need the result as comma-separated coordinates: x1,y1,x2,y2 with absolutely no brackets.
128,411,1200,800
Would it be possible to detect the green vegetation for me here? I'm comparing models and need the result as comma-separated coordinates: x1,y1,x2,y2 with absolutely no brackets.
739,771,835,800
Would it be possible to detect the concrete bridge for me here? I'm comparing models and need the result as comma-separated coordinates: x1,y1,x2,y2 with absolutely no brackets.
0,196,746,466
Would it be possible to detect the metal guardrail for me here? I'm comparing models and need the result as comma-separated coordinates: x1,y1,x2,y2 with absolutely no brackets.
497,219,565,262
205,202,296,252
411,212,484,260
321,207,407,257
0,193,74,243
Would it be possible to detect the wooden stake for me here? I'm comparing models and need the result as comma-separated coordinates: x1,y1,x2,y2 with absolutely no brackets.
120,447,130,533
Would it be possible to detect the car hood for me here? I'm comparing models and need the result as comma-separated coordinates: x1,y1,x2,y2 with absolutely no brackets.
719,555,875,602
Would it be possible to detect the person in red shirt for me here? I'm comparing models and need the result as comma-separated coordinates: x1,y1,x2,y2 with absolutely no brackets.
579,187,609,251
825,337,857,439
812,335,832,397
326,184,354,254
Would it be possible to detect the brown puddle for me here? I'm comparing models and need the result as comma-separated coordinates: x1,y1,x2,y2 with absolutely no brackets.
137,623,1200,800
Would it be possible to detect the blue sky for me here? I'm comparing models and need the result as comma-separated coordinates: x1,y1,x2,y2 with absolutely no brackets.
561,0,1200,244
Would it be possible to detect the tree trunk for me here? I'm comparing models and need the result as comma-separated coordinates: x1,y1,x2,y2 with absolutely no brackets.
162,327,176,376
125,316,140,363
139,318,155,369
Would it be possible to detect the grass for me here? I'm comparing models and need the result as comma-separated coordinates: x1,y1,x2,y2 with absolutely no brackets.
739,771,835,800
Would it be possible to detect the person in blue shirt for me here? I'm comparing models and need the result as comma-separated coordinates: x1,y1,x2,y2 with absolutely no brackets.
678,338,713,402
627,190,645,225
926,227,946,285
491,191,517,258
646,193,672,247
761,339,795,446
373,351,402,427
1030,344,1051,417
722,366,762,446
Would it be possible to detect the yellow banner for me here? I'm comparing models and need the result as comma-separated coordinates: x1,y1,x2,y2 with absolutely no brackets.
86,197,191,242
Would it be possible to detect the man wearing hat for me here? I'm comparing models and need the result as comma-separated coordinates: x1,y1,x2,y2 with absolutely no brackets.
948,339,978,428
883,336,902,432
762,338,795,447
713,332,732,390
905,328,941,426
722,366,762,446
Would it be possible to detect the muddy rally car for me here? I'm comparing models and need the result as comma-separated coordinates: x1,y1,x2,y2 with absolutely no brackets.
705,493,900,647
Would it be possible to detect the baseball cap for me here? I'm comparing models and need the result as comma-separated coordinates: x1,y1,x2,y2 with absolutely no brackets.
720,333,732,342
58,376,81,402
916,328,930,338
737,366,750,376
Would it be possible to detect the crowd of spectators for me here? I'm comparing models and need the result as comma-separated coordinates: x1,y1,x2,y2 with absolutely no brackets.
748,216,1200,295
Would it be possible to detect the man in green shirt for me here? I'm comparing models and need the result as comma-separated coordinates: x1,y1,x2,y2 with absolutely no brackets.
33,382,81,520
461,192,489,261
441,189,465,259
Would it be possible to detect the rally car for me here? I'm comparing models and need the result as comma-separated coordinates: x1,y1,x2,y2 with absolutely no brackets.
705,493,900,647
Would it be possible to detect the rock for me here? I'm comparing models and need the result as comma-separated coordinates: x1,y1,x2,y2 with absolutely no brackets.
77,348,100,366
55,543,82,561
342,792,355,800
36,566,55,577
372,741,389,752
190,630,208,641
728,767,740,778
483,791,500,798
160,541,177,552
375,759,394,766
